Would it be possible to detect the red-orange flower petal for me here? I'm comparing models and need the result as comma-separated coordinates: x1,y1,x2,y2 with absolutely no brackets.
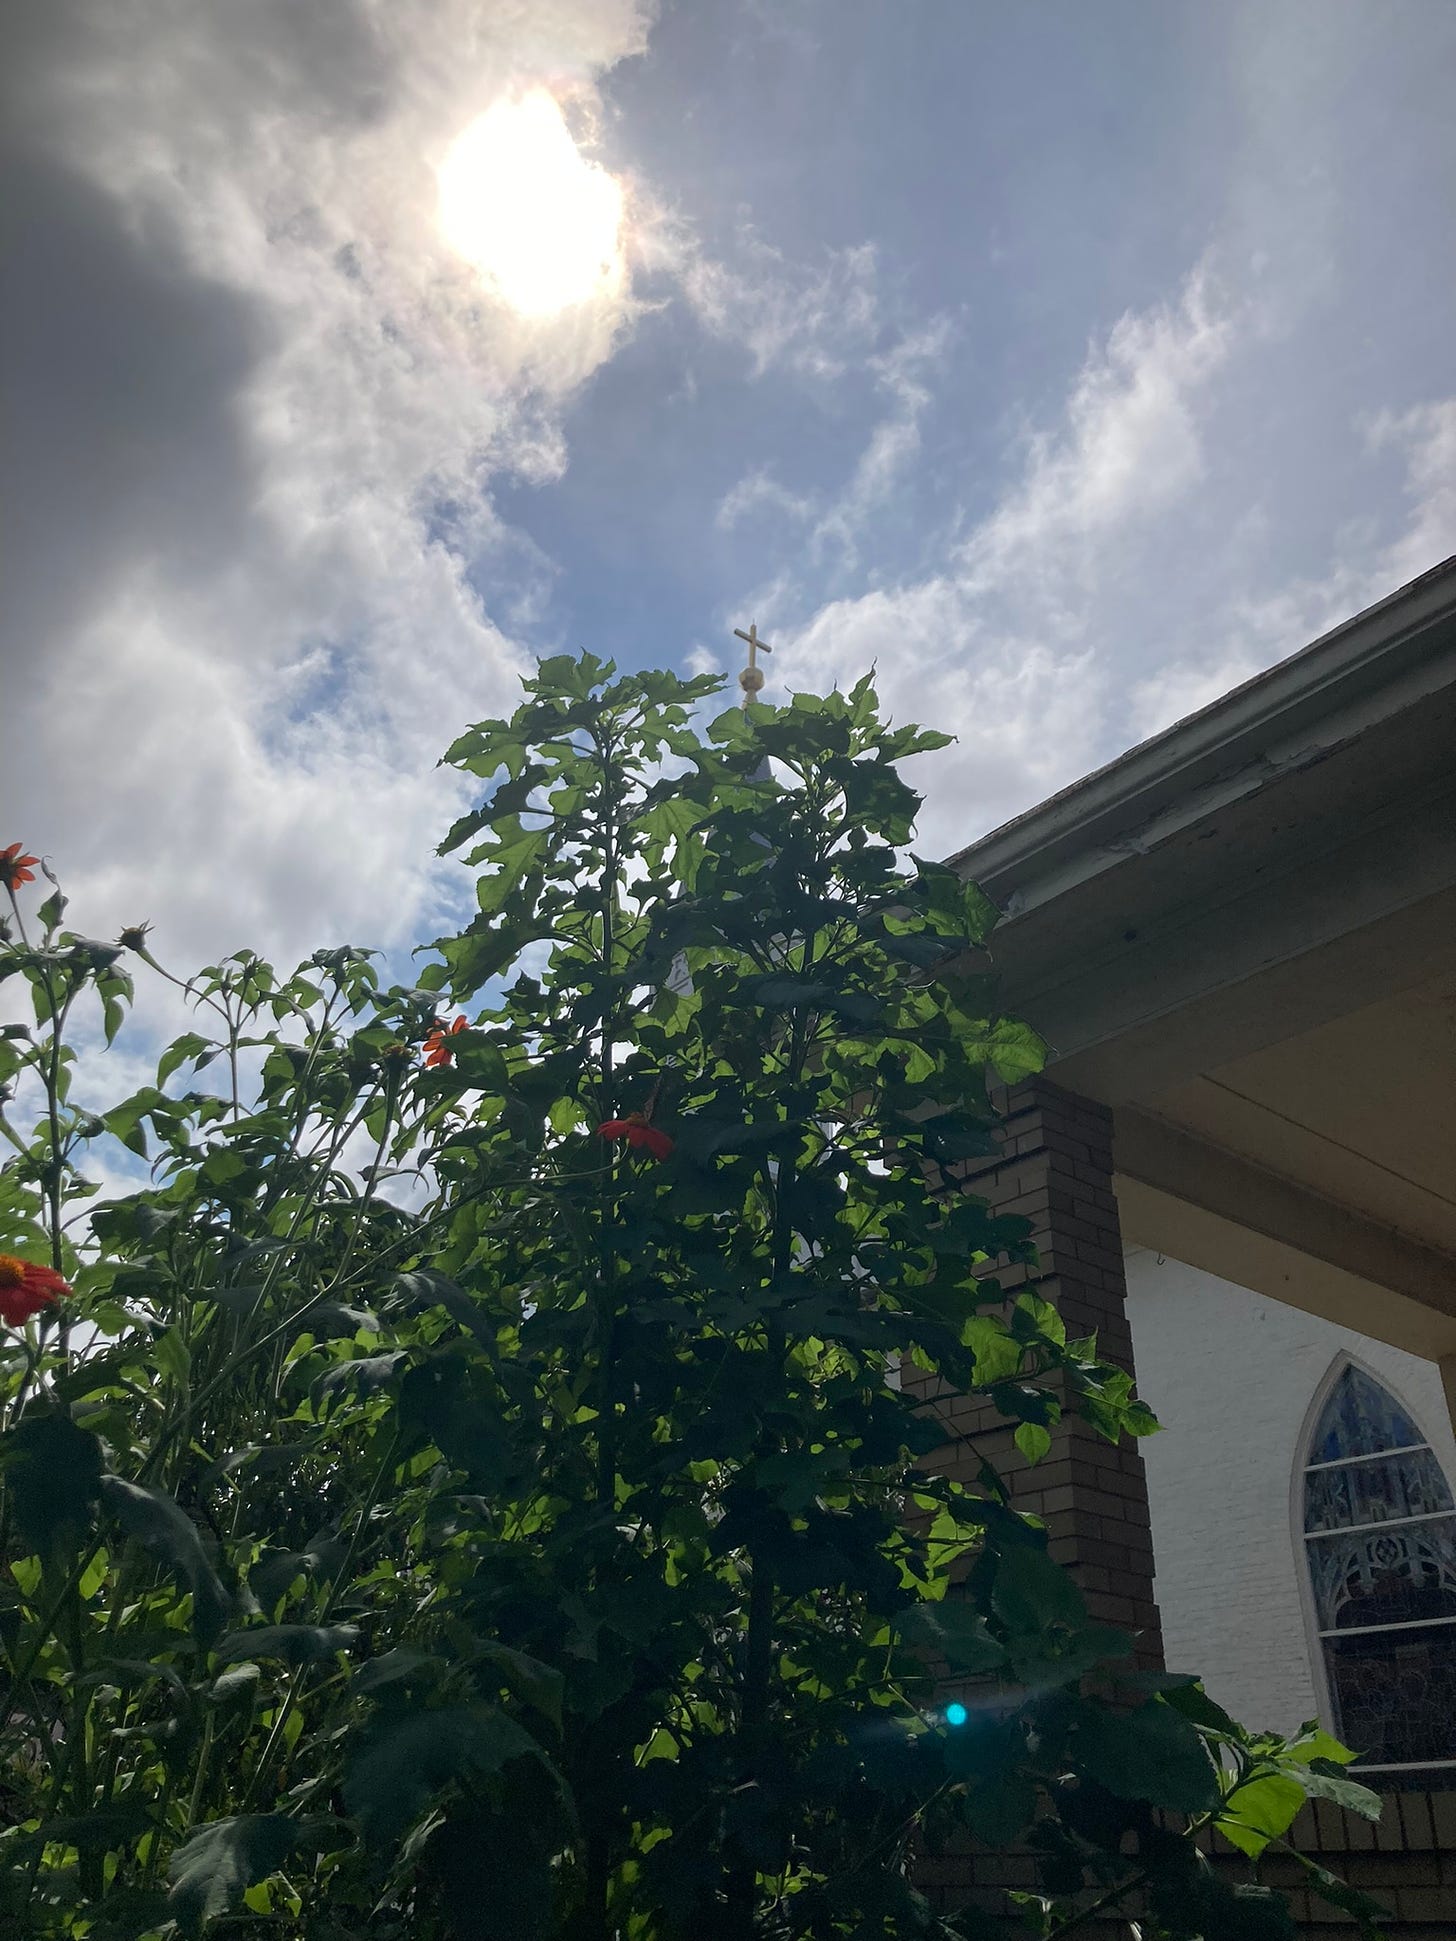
597,1117,673,1160
0,1254,70,1327
631,1124,674,1161
0,844,40,891
422,1015,469,1068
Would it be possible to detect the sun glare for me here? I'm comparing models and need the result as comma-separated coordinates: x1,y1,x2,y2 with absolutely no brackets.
437,90,624,318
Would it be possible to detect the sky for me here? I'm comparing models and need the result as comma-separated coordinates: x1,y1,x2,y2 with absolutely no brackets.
3,0,1455,993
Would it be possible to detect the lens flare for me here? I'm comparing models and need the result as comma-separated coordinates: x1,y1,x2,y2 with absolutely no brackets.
944,1702,969,1728
437,90,624,317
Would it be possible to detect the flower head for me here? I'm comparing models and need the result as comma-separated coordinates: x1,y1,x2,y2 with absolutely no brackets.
598,1114,674,1162
0,1255,70,1328
117,921,154,953
423,1015,469,1068
0,845,40,892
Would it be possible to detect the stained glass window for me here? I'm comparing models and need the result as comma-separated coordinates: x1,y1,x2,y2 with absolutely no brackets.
1303,1365,1456,1774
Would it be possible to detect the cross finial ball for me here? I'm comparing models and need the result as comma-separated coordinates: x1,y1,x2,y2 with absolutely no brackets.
733,621,773,706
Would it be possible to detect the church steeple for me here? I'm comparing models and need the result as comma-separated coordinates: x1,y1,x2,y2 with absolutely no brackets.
733,621,773,708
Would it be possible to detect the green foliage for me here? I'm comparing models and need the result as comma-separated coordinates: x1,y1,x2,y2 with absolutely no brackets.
0,658,1383,1938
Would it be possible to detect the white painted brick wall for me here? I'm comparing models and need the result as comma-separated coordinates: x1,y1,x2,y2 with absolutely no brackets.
1123,1248,1456,1738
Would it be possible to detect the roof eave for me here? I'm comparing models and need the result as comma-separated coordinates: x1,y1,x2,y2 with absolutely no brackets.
945,553,1456,903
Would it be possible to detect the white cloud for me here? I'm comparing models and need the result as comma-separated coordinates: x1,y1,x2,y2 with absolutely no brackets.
960,268,1237,589
1369,401,1456,592
715,468,814,533
810,320,952,568
1128,401,1456,745
3,0,656,987
712,317,950,574
769,258,1455,861
669,224,880,380
772,267,1243,854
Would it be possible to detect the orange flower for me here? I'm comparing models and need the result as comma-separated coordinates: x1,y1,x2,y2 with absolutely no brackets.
0,1255,70,1328
423,1015,468,1068
597,1114,674,1162
0,844,40,892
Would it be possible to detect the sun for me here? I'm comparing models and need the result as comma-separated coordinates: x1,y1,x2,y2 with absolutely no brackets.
437,90,624,318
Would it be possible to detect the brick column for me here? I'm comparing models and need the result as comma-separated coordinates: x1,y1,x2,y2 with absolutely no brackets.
906,1079,1164,1665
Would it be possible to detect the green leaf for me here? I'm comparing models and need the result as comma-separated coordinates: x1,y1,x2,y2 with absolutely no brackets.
1077,1698,1221,1814
352,1647,446,1695
477,1641,565,1729
896,1599,1007,1672
962,1315,1023,1384
991,1544,1086,1634
168,1816,305,1936
208,1664,261,1703
1294,1855,1393,1935
100,1475,232,1649
343,1707,548,1843
1217,1771,1309,1858
97,967,134,1045
1288,1764,1382,1823
981,1016,1046,1085
2,1411,102,1566
313,1349,408,1407
1014,1421,1052,1465
158,1031,215,1085
215,1623,359,1667
29,1803,152,1854
1284,1725,1359,1767
153,1325,191,1392
1160,1678,1243,1737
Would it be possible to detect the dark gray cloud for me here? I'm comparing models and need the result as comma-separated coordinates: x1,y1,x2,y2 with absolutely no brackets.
0,0,650,971
0,138,269,673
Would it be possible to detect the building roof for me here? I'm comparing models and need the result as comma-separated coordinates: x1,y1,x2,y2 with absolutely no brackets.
947,552,1456,919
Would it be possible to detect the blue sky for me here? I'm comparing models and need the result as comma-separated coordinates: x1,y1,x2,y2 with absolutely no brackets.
2,0,1453,987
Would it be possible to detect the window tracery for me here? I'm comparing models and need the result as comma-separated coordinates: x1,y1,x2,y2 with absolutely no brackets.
1302,1365,1456,1773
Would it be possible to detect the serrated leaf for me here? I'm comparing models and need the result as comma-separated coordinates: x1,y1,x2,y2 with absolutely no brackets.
31,1803,152,1853
100,1475,232,1649
991,1544,1086,1634
313,1349,408,1406
352,1647,445,1695
1217,1771,1309,1858
153,1325,191,1392
208,1663,261,1703
477,1641,565,1729
215,1623,359,1667
1292,1765,1382,1822
343,1707,547,1843
2,1411,103,1566
896,1599,1006,1672
167,1816,302,1936
1078,1698,1221,1813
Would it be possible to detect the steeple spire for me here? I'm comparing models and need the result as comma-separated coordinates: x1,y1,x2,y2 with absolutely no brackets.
733,621,773,708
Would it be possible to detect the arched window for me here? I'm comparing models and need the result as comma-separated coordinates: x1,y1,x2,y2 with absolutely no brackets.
1302,1363,1456,1775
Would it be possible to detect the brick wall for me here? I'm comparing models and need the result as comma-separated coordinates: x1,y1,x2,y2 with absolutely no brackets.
903,1078,1163,1918
904,1078,1163,1662
1201,1793,1456,1937
901,1079,1456,1932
